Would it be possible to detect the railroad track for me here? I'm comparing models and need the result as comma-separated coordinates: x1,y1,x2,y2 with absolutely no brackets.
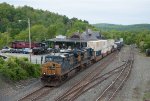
95,46,134,101
55,52,118,101
57,62,127,101
55,46,134,101
18,51,117,101
18,86,53,101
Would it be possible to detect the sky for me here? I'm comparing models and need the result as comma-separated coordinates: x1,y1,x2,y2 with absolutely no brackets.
0,0,150,25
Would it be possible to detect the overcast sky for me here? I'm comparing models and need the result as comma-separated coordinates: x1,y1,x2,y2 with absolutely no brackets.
1,0,150,25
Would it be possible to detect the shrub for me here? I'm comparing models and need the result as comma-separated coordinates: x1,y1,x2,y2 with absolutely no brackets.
143,92,150,101
0,57,41,81
13,67,28,80
0,57,5,64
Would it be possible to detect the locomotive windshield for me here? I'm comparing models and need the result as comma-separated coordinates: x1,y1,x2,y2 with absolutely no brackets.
45,56,64,63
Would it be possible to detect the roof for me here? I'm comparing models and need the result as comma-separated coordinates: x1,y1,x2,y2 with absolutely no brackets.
88,40,107,42
47,29,101,43
81,29,101,40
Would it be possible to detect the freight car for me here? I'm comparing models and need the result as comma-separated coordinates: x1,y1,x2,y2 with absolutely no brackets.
87,40,108,58
11,41,40,49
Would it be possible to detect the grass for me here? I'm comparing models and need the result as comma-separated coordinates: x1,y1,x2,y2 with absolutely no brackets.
143,92,150,101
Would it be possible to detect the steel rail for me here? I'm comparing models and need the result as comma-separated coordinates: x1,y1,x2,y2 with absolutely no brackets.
18,87,52,101
55,52,117,101
95,46,134,101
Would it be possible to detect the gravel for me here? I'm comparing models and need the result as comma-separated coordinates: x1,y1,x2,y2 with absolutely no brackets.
76,73,119,101
0,78,43,101
75,46,131,101
114,48,150,101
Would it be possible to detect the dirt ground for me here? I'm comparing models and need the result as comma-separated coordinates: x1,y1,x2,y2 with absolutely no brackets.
114,48,150,101
0,77,43,101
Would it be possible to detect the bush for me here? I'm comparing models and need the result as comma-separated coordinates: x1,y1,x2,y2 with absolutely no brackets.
143,92,150,101
0,57,41,81
0,58,5,69
0,57,5,64
13,67,28,80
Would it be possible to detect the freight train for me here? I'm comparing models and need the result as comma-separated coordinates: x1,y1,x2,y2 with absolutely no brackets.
41,39,122,86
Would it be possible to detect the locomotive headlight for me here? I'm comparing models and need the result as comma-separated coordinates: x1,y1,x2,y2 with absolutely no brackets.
43,73,46,75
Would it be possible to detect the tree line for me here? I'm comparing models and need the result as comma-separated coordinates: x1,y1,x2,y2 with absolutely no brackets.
0,3,95,48
93,23,150,32
93,23,150,52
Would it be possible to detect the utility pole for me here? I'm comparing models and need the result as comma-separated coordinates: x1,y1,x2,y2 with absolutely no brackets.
77,30,81,49
28,18,32,62
19,18,32,62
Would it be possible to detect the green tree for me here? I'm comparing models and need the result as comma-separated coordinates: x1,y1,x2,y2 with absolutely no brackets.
15,24,48,41
0,32,12,48
0,2,95,47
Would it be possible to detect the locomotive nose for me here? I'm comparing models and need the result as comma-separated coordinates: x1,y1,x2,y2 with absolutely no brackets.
42,62,60,76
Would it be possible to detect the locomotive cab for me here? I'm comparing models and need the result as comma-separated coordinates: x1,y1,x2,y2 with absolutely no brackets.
42,53,69,79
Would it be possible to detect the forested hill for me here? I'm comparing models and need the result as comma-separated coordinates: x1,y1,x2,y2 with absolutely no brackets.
0,2,94,46
93,23,150,31
93,23,150,52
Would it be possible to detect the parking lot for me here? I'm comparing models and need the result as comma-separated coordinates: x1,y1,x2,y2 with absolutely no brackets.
0,51,47,64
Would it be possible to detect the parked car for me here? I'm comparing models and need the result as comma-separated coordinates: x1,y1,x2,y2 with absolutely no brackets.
23,48,31,54
1,47,11,53
17,49,23,53
10,49,23,53
47,48,54,53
